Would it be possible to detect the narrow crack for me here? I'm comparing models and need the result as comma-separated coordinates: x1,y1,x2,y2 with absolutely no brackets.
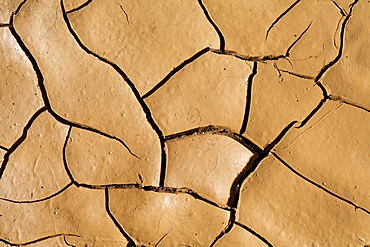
60,0,167,187
13,0,28,16
240,62,257,135
65,0,93,14
0,107,47,179
117,1,130,25
0,182,73,203
315,0,359,82
227,121,297,208
0,145,9,151
9,13,139,159
329,94,370,113
296,97,327,128
142,47,210,99
0,234,80,246
197,0,225,51
63,235,76,247
265,0,302,41
280,69,315,80
235,222,273,247
105,187,139,246
164,125,262,154
272,152,370,215
62,126,78,185
210,209,235,247
285,21,312,57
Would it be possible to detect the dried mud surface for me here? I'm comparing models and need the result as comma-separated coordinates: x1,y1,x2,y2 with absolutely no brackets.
1,0,370,246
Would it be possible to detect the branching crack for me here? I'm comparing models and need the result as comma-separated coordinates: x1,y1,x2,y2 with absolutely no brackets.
0,145,9,152
331,0,348,16
210,209,236,247
142,47,210,99
273,152,370,215
197,0,225,51
227,121,297,208
60,0,167,187
0,107,47,179
315,0,359,81
0,23,11,27
65,0,93,14
9,13,139,159
240,62,257,135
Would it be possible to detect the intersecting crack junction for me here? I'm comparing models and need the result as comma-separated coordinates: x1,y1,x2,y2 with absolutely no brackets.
1,0,370,246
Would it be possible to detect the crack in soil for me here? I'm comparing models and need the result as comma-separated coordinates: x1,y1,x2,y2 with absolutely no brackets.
65,0,93,14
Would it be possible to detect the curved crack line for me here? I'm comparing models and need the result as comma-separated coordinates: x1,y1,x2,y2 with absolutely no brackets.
331,0,348,16
272,152,370,215
0,182,72,203
142,47,211,99
65,0,93,14
0,234,80,246
197,0,225,51
235,222,273,247
211,48,286,62
60,0,167,187
0,107,47,179
105,187,138,246
210,208,235,247
280,69,315,80
164,125,262,154
285,21,312,57
265,0,302,41
227,121,297,208
240,61,257,135
9,11,138,159
315,0,359,82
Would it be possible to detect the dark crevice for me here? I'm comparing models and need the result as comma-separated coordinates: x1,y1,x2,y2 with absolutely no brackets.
164,125,262,154
315,0,359,82
0,182,72,203
0,234,80,247
265,0,301,41
329,94,370,113
13,0,28,15
0,107,46,179
210,209,236,246
227,121,297,208
77,183,141,190
65,0,93,14
273,153,370,215
0,145,9,151
60,0,167,187
0,23,11,27
240,62,257,135
235,222,273,247
9,13,138,159
296,97,327,128
331,0,348,16
105,187,138,246
142,47,210,99
197,0,225,51
285,21,312,57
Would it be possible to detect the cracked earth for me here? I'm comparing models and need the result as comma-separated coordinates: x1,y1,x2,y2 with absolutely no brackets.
0,0,370,246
